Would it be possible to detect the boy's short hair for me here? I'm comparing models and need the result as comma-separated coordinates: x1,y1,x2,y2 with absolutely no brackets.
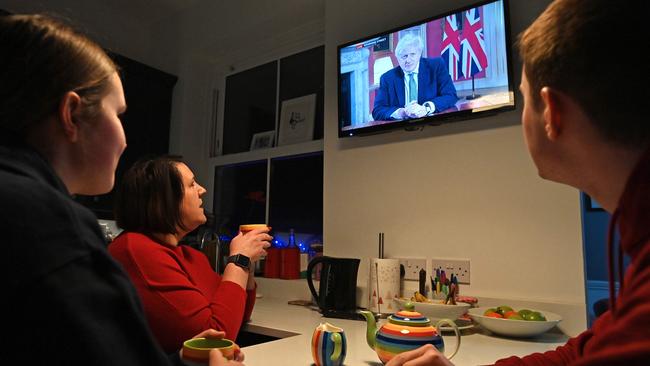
518,0,650,147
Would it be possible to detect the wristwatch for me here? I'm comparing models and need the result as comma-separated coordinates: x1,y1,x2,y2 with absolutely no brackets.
424,101,435,115
227,254,251,271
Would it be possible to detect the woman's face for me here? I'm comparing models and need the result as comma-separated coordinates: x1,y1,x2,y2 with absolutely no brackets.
76,72,127,195
176,162,207,232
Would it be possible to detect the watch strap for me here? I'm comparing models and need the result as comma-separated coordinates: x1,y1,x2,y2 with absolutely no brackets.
227,254,251,271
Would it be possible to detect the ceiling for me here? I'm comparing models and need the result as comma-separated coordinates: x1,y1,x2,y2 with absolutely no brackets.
100,0,202,26
1,0,201,27
2,0,325,72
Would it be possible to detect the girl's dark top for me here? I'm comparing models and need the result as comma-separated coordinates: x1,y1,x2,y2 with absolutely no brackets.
0,134,181,365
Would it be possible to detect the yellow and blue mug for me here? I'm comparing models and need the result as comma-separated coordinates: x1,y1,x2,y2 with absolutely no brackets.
311,322,346,366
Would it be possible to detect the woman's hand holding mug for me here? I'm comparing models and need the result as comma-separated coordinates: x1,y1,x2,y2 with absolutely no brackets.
231,224,272,262
182,329,245,366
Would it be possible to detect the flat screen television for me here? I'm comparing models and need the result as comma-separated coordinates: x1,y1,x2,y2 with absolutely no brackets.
337,0,515,137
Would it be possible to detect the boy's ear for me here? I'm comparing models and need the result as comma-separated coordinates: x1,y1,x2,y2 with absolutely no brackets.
57,91,82,142
539,86,563,141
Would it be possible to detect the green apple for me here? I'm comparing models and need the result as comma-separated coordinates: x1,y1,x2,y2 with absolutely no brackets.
521,310,546,321
506,313,524,320
496,305,514,316
518,309,533,319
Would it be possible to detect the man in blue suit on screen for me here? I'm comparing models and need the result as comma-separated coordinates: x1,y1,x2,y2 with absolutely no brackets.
372,34,458,121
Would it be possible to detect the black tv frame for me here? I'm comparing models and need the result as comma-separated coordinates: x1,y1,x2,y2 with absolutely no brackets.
336,0,515,138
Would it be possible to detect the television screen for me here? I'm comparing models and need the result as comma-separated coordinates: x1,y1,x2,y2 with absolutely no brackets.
337,0,514,137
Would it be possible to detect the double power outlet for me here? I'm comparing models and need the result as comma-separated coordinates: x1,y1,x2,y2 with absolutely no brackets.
398,258,470,284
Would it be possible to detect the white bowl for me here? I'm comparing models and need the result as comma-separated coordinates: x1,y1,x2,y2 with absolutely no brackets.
393,297,471,321
468,307,562,338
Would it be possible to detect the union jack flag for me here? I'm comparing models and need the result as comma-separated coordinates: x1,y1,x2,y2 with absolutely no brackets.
441,14,461,80
460,8,488,79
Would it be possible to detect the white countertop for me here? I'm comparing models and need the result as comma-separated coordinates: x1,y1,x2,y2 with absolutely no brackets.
241,297,569,366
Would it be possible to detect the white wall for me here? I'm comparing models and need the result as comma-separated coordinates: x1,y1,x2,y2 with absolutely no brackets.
1,0,160,71
324,0,586,334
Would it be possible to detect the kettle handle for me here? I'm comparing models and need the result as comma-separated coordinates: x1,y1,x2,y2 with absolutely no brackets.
306,256,329,304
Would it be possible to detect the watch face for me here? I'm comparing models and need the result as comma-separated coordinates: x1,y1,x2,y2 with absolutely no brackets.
238,254,250,267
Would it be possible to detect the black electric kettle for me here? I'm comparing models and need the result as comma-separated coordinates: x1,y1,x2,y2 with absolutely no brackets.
307,256,360,319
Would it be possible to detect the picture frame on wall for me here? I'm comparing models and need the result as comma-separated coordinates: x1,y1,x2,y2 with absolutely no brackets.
250,130,275,151
278,94,316,146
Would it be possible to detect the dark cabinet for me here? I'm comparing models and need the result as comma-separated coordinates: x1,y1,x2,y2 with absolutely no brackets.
223,61,278,155
213,160,269,234
75,53,177,219
278,46,324,141
213,152,323,239
214,46,325,243
222,46,324,155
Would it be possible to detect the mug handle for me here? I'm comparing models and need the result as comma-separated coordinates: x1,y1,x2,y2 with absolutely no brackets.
330,332,342,361
232,344,241,361
435,318,460,360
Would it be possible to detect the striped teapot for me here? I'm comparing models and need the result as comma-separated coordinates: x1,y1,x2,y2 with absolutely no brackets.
359,303,460,364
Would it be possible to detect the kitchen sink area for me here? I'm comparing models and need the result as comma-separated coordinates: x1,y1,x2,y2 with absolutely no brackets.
236,324,300,347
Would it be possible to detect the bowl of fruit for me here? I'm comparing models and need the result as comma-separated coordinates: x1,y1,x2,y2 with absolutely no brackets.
468,306,562,338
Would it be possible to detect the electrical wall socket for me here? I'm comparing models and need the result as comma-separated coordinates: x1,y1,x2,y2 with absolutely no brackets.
398,258,427,281
430,258,470,284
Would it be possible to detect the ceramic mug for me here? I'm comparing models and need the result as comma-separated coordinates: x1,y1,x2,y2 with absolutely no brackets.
181,338,240,365
311,322,346,366
239,224,271,234
240,224,273,276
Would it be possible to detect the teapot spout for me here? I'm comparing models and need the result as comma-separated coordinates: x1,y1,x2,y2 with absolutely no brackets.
358,310,377,349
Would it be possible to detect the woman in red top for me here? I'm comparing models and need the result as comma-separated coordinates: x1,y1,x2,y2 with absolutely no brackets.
109,156,271,353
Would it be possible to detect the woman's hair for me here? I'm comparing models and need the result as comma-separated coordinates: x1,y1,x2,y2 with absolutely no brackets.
0,14,117,138
517,0,650,148
114,156,190,235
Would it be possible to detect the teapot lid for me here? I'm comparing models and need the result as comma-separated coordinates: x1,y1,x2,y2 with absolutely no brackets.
388,310,431,327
